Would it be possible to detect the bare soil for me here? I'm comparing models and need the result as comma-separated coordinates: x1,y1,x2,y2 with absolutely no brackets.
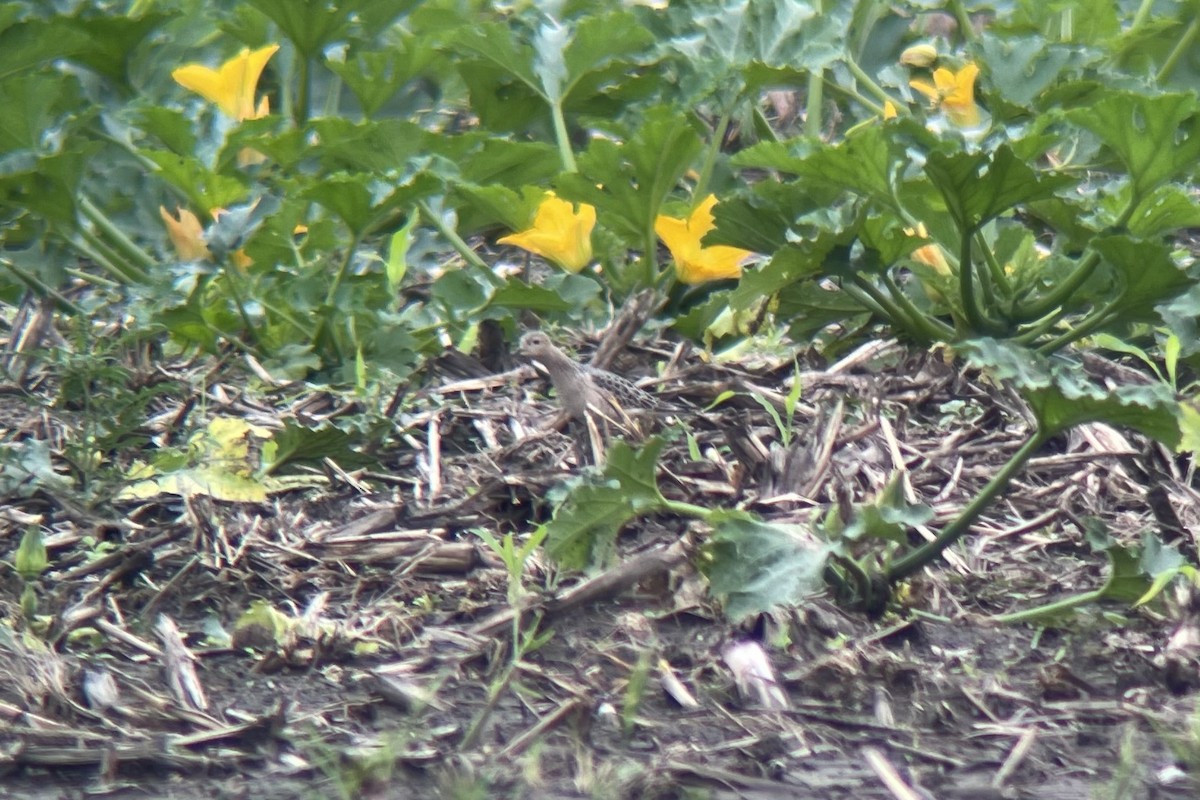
2,329,1199,800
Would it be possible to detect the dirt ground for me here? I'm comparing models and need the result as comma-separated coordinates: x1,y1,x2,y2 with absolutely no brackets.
2,333,1199,799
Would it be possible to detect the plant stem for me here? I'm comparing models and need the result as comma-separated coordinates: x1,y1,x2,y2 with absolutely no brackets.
79,197,156,277
879,271,956,341
643,216,660,288
1129,0,1156,35
1157,15,1200,83
460,657,521,751
693,111,730,202
851,275,926,336
1,259,87,315
1034,303,1118,355
946,0,977,43
417,200,504,287
750,104,781,143
1009,250,1101,323
887,431,1048,581
1012,199,1137,323
826,78,895,119
323,232,362,309
662,498,715,521
842,54,894,109
1010,306,1069,345
841,279,889,317
988,587,1104,624
806,0,825,136
72,228,142,285
309,230,363,351
957,228,1005,335
296,55,311,125
64,268,118,289
550,101,578,173
805,70,824,139
974,230,1012,299
221,265,265,356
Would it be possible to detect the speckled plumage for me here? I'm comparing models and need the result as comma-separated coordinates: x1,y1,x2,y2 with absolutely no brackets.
518,332,660,423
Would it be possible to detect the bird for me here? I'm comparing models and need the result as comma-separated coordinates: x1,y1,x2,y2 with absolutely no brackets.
518,331,664,427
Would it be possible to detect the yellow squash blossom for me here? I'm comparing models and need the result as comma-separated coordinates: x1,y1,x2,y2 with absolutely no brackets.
655,194,754,284
172,44,279,121
162,205,295,270
910,63,981,128
499,192,596,273
882,100,899,120
905,223,952,277
160,206,210,262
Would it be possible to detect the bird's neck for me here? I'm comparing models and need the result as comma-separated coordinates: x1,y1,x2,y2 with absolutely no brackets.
537,349,585,382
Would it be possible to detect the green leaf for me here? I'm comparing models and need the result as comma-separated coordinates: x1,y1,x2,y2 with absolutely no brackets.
0,15,91,81
143,151,248,214
1067,91,1200,199
0,73,85,153
959,338,1182,446
991,526,1174,624
1024,196,1101,254
453,183,546,233
978,34,1074,107
543,11,654,106
454,59,545,133
1096,541,1155,606
670,289,734,341
385,216,416,293
777,280,873,345
703,511,834,620
707,181,840,253
728,235,834,311
324,38,437,119
1092,234,1194,322
488,281,577,313
304,172,436,236
205,195,281,261
233,600,293,649
543,439,668,570
662,0,846,104
136,107,198,157
14,527,48,581
431,269,491,314
790,124,902,207
0,148,94,225
1158,285,1200,357
0,439,71,497
306,118,429,174
1127,185,1200,239
452,21,541,99
556,106,702,246
842,476,934,544
61,10,171,85
1178,403,1200,454
156,301,220,354
119,417,278,503
267,421,370,471
924,145,1077,233
455,138,560,188
246,0,413,57
729,137,821,174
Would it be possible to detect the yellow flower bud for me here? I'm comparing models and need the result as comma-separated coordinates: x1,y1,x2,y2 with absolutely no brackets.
900,44,938,68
